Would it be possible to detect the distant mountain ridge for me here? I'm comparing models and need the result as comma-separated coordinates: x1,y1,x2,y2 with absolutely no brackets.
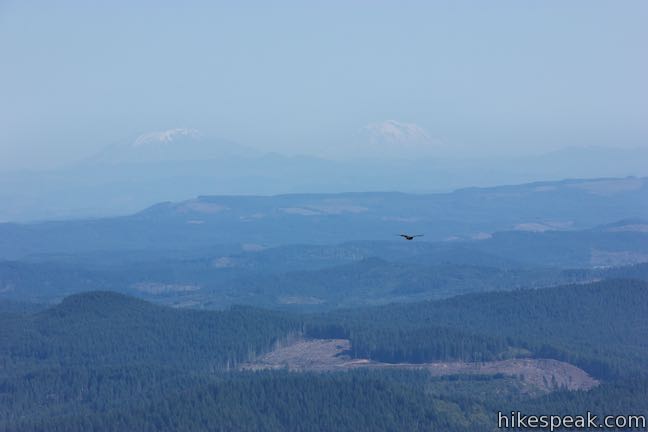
1,139,647,222
0,176,646,260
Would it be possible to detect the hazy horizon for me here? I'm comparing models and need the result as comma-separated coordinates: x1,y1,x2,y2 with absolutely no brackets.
2,1,647,172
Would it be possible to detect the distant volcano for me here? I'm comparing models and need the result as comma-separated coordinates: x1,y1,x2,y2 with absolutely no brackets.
88,128,257,164
357,120,442,158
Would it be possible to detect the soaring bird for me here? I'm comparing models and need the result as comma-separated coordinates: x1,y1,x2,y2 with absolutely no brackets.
398,234,424,241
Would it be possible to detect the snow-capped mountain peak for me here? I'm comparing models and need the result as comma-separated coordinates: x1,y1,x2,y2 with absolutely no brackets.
363,120,432,144
353,120,441,158
133,128,202,148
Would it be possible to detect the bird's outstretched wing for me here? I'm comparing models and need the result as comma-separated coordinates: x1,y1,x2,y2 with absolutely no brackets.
397,233,424,240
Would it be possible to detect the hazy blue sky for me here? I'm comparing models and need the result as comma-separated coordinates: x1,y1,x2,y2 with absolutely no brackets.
1,1,647,169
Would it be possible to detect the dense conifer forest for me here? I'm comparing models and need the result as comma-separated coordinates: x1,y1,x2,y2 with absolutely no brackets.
308,279,648,379
1,279,647,430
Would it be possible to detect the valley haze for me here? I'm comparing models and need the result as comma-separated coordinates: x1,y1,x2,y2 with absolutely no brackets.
1,129,647,222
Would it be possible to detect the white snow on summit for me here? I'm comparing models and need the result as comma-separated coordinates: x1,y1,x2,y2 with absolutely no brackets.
363,120,432,145
133,128,202,147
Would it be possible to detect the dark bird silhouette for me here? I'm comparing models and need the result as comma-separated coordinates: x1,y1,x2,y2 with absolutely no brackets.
398,234,424,241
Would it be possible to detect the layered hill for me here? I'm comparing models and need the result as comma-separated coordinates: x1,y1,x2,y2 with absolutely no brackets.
1,177,647,260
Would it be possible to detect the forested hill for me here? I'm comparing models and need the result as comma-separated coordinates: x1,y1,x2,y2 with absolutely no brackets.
2,282,648,431
0,291,301,371
4,280,647,379
310,279,648,379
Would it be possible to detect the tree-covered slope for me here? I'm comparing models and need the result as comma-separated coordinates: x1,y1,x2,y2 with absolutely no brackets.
0,291,301,372
2,281,648,431
311,280,648,379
